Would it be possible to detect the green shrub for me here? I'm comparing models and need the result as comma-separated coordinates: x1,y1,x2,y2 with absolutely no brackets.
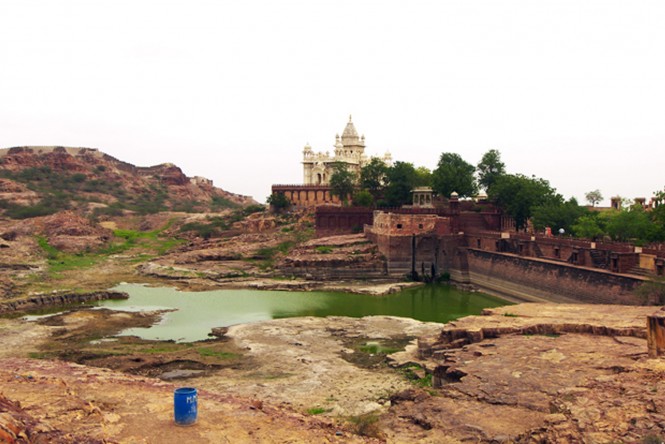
71,173,87,183
211,195,240,210
349,413,383,439
267,192,291,212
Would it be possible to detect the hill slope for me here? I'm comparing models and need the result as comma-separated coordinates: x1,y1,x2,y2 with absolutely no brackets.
0,146,256,218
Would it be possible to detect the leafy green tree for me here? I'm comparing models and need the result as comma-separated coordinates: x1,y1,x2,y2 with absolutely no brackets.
532,197,588,234
329,163,357,205
383,161,418,207
571,214,605,239
651,188,665,241
359,158,388,200
477,149,506,192
414,166,433,187
605,206,658,243
488,174,559,231
352,190,374,207
432,152,477,198
267,192,290,212
584,189,603,207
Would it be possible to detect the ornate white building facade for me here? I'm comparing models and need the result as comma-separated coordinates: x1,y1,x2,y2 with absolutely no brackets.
302,116,392,185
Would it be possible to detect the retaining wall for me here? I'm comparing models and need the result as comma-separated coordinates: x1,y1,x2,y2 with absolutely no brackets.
460,249,645,304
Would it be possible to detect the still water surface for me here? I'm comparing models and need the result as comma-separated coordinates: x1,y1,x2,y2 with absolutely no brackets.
99,283,508,342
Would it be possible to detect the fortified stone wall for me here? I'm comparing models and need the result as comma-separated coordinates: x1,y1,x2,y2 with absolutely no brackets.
461,249,645,304
272,184,341,207
315,206,373,237
370,211,452,237
365,231,459,279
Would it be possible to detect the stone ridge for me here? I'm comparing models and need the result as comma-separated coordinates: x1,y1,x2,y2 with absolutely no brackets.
0,290,128,314
418,303,658,359
0,145,256,214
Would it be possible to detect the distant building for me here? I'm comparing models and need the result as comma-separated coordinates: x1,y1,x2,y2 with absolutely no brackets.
302,115,391,186
273,116,391,207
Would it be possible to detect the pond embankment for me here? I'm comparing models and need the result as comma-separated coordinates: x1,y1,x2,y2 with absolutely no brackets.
0,290,128,314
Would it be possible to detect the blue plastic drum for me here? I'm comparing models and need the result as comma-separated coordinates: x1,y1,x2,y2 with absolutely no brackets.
174,387,198,426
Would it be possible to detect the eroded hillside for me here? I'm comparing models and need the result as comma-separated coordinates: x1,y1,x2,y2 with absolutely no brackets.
0,146,255,218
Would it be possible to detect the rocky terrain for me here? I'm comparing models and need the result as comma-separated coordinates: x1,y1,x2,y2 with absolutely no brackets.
0,146,255,218
2,303,665,442
387,304,665,442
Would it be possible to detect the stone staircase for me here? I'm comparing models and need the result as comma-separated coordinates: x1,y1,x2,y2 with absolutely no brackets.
626,265,652,277
533,243,544,258
589,249,609,269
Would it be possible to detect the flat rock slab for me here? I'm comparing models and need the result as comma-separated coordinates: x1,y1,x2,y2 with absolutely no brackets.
389,303,665,443
191,316,443,417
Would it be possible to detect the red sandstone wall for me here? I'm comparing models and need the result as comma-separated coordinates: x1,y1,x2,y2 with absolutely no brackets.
461,249,644,304
315,207,373,237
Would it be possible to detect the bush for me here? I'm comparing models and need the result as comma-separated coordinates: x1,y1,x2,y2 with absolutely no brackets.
349,414,384,439
352,190,374,207
267,192,290,212
71,173,87,183
211,195,240,210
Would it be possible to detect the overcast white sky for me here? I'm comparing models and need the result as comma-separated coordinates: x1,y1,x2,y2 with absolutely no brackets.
1,0,663,204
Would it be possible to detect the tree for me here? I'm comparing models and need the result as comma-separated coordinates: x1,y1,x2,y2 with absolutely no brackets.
651,188,665,241
605,206,659,243
488,174,559,231
352,190,374,207
329,163,356,205
585,189,603,207
477,149,506,192
383,161,418,207
571,214,605,239
266,192,290,212
532,197,588,234
414,166,433,187
359,158,388,200
432,152,477,198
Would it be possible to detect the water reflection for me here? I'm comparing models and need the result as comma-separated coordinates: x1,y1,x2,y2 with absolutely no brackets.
99,283,507,342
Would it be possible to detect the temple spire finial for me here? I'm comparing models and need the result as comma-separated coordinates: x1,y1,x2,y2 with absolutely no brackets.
349,114,352,122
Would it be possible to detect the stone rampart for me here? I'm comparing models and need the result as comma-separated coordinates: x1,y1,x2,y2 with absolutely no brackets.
315,206,373,236
461,249,645,304
272,184,341,207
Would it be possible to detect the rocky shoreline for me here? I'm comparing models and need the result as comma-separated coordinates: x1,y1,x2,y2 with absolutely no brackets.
0,290,128,314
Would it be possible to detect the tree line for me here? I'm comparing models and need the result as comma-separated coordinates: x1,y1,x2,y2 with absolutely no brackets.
269,149,665,244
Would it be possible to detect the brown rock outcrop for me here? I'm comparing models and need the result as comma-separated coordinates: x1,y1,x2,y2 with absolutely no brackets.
386,303,665,442
279,234,388,280
36,211,112,253
0,290,128,314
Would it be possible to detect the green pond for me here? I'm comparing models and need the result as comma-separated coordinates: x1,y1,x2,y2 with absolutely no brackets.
97,283,508,342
